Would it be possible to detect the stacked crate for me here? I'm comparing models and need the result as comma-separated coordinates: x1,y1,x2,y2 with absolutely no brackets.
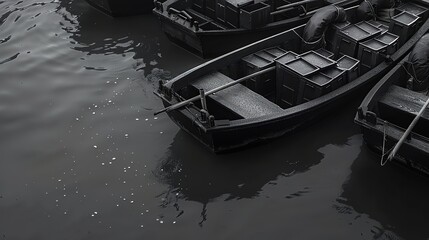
239,2,271,29
389,11,420,46
241,47,287,98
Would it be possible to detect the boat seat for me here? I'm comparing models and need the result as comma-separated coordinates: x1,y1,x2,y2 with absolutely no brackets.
378,85,429,137
191,72,283,119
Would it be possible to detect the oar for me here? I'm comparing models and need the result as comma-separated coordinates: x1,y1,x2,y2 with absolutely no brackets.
154,66,275,116
386,96,429,161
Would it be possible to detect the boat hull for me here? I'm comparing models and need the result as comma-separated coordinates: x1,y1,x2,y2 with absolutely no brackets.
86,0,154,17
153,0,360,58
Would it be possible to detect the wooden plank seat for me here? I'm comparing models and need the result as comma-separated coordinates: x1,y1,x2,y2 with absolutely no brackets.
378,85,429,137
191,71,283,119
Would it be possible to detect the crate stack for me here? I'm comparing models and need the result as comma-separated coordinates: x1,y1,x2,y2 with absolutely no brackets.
241,47,287,98
274,50,354,108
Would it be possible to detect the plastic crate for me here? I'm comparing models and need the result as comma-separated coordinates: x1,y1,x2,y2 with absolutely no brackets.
336,24,372,58
242,47,286,97
321,66,346,89
375,32,399,55
299,51,336,69
239,2,270,29
337,55,360,82
355,21,382,36
397,2,428,23
389,11,420,47
301,72,333,102
274,51,298,65
224,0,254,28
325,21,350,54
357,38,388,74
315,48,334,59
276,58,319,108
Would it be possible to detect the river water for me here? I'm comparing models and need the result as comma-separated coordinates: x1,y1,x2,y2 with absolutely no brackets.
0,0,428,239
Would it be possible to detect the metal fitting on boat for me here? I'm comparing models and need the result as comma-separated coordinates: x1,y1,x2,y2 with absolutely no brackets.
208,115,215,127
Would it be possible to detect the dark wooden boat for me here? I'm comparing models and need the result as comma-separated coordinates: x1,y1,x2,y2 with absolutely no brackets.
355,40,429,175
153,0,362,58
85,0,154,17
155,2,429,153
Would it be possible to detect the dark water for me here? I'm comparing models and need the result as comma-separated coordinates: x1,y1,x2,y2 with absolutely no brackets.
1,1,428,239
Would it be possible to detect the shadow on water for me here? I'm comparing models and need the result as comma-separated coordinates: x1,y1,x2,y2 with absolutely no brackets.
338,141,429,239
154,99,363,226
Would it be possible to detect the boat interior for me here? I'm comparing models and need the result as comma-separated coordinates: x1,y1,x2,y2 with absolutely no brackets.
165,1,429,124
154,0,328,31
364,59,429,139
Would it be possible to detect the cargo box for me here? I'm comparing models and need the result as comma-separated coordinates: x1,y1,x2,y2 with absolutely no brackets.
337,55,360,82
239,2,271,29
389,11,420,46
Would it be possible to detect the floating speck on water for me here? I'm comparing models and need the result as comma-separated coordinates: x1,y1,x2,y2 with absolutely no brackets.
64,211,67,215
136,118,139,121
140,225,144,228
75,118,79,121
156,218,159,221
92,112,95,115
127,77,130,80
106,81,110,83
154,117,158,120
145,118,148,121
125,133,128,137
101,163,105,166
58,179,62,182
108,100,112,103
112,157,116,160
116,204,119,207
173,221,176,224
109,162,112,165
160,131,163,134
160,220,164,224
130,201,134,204
93,145,97,149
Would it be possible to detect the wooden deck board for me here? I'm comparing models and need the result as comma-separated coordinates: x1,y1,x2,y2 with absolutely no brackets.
191,72,283,119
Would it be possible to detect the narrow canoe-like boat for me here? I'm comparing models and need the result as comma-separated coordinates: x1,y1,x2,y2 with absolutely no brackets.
85,0,154,17
155,2,429,153
355,34,429,175
153,0,362,58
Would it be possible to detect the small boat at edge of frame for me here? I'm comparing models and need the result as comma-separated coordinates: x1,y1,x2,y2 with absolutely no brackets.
85,0,154,17
355,34,429,176
153,0,362,58
155,1,429,153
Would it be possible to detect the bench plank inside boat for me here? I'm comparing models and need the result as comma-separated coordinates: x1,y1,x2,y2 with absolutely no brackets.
191,72,283,119
378,85,429,137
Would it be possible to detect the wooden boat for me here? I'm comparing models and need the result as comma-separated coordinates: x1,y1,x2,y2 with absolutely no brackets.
85,0,154,17
153,0,362,58
155,2,429,153
355,36,429,175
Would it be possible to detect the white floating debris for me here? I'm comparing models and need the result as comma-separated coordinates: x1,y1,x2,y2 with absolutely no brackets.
76,118,79,121
160,220,163,224
92,112,95,115
140,225,144,228
101,163,105,166
173,221,176,224
154,117,158,120
136,118,139,121
112,157,116,160
93,145,98,149
145,118,148,121
130,201,134,204
160,131,163,134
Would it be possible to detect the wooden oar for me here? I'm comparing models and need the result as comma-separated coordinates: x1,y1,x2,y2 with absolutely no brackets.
386,96,429,161
154,66,276,116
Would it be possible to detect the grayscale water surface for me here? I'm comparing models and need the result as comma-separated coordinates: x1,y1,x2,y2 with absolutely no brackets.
0,1,428,239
